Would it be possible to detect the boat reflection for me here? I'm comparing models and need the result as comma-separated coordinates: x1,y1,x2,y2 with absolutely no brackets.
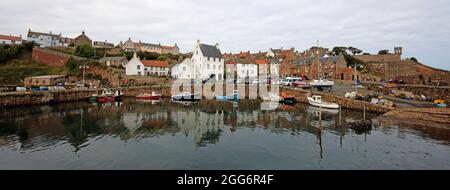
0,98,448,156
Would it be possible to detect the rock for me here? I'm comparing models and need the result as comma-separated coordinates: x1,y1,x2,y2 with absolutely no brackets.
347,120,373,131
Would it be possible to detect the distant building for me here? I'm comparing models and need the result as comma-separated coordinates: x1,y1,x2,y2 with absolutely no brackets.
123,52,170,76
73,31,92,47
93,40,114,49
99,56,128,67
60,37,74,47
24,75,66,87
0,34,22,45
27,29,62,47
120,37,179,55
292,55,347,80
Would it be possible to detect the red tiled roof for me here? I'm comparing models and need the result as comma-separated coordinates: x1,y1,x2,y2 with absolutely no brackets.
141,60,169,67
238,52,250,58
0,35,21,41
225,60,236,65
255,59,268,65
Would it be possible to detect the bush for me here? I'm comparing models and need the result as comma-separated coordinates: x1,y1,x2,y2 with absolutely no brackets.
75,45,95,58
0,44,23,63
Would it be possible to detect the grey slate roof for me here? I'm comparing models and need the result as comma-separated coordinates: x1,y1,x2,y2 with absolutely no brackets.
199,44,223,59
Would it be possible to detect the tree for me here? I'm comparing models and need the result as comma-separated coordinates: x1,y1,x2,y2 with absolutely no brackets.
331,47,347,55
348,47,362,55
65,57,80,74
378,50,389,55
75,45,95,58
410,57,418,63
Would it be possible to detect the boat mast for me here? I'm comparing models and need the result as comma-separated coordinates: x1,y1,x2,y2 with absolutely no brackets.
317,40,320,79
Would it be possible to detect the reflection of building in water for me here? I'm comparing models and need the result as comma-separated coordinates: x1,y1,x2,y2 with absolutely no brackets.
171,110,224,146
122,111,170,136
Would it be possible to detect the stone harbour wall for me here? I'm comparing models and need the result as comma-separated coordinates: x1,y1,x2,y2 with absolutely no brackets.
282,87,394,113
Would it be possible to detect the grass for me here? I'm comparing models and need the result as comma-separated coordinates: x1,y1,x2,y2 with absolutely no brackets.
0,51,66,85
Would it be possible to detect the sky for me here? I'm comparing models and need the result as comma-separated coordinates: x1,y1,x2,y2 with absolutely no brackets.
1,0,449,70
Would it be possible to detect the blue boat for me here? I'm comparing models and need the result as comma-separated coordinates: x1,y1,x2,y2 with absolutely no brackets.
215,90,239,101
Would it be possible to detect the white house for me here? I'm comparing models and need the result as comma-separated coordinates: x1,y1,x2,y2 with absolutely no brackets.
27,29,62,47
0,34,22,45
238,59,269,79
123,52,170,76
171,40,224,81
236,62,258,79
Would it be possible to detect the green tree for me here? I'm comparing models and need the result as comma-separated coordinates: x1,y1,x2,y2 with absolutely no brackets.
75,45,94,58
378,50,389,55
348,47,362,55
331,47,347,55
65,57,80,74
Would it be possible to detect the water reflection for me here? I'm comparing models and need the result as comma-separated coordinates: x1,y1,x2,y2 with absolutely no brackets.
0,99,448,155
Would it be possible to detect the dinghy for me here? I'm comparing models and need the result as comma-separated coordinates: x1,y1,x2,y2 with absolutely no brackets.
307,95,339,109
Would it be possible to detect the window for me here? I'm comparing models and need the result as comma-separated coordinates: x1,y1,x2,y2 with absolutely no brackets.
213,58,216,62
183,66,186,71
207,57,210,61
137,65,141,70
207,64,210,69
213,65,216,70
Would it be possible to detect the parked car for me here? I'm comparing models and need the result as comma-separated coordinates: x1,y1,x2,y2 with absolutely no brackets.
235,79,244,84
292,81,308,87
252,79,260,84
16,87,27,92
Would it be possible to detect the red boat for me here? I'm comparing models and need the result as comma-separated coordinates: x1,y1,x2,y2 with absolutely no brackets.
97,95,116,103
136,92,161,100
96,89,117,103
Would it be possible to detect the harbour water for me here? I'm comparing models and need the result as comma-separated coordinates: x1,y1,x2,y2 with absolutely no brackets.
0,99,448,169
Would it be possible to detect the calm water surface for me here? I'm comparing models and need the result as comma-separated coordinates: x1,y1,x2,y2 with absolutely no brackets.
0,99,449,170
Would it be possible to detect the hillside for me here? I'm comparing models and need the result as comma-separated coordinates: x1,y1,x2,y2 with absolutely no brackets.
0,50,66,85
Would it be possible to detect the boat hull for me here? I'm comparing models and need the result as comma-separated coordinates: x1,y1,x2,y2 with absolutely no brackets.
97,96,116,103
307,97,339,109
136,95,161,100
171,93,201,101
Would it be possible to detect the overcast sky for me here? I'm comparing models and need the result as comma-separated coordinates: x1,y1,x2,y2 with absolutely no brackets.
1,0,449,70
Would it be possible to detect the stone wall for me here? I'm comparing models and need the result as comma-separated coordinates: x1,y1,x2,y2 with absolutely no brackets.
282,87,394,113
355,54,401,63
0,89,99,108
32,48,69,67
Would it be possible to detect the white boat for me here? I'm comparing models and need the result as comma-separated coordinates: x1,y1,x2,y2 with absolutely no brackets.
171,92,201,101
307,95,339,109
309,79,334,88
261,92,281,102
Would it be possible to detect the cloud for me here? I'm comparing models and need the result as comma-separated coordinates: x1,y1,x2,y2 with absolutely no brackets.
1,0,449,69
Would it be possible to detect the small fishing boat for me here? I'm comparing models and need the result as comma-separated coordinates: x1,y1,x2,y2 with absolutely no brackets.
171,92,201,101
280,92,295,105
261,92,281,102
215,90,239,101
136,92,161,100
89,94,98,103
97,89,116,103
114,90,124,101
307,95,339,109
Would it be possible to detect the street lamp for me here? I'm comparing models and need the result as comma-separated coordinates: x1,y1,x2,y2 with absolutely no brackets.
79,64,89,88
